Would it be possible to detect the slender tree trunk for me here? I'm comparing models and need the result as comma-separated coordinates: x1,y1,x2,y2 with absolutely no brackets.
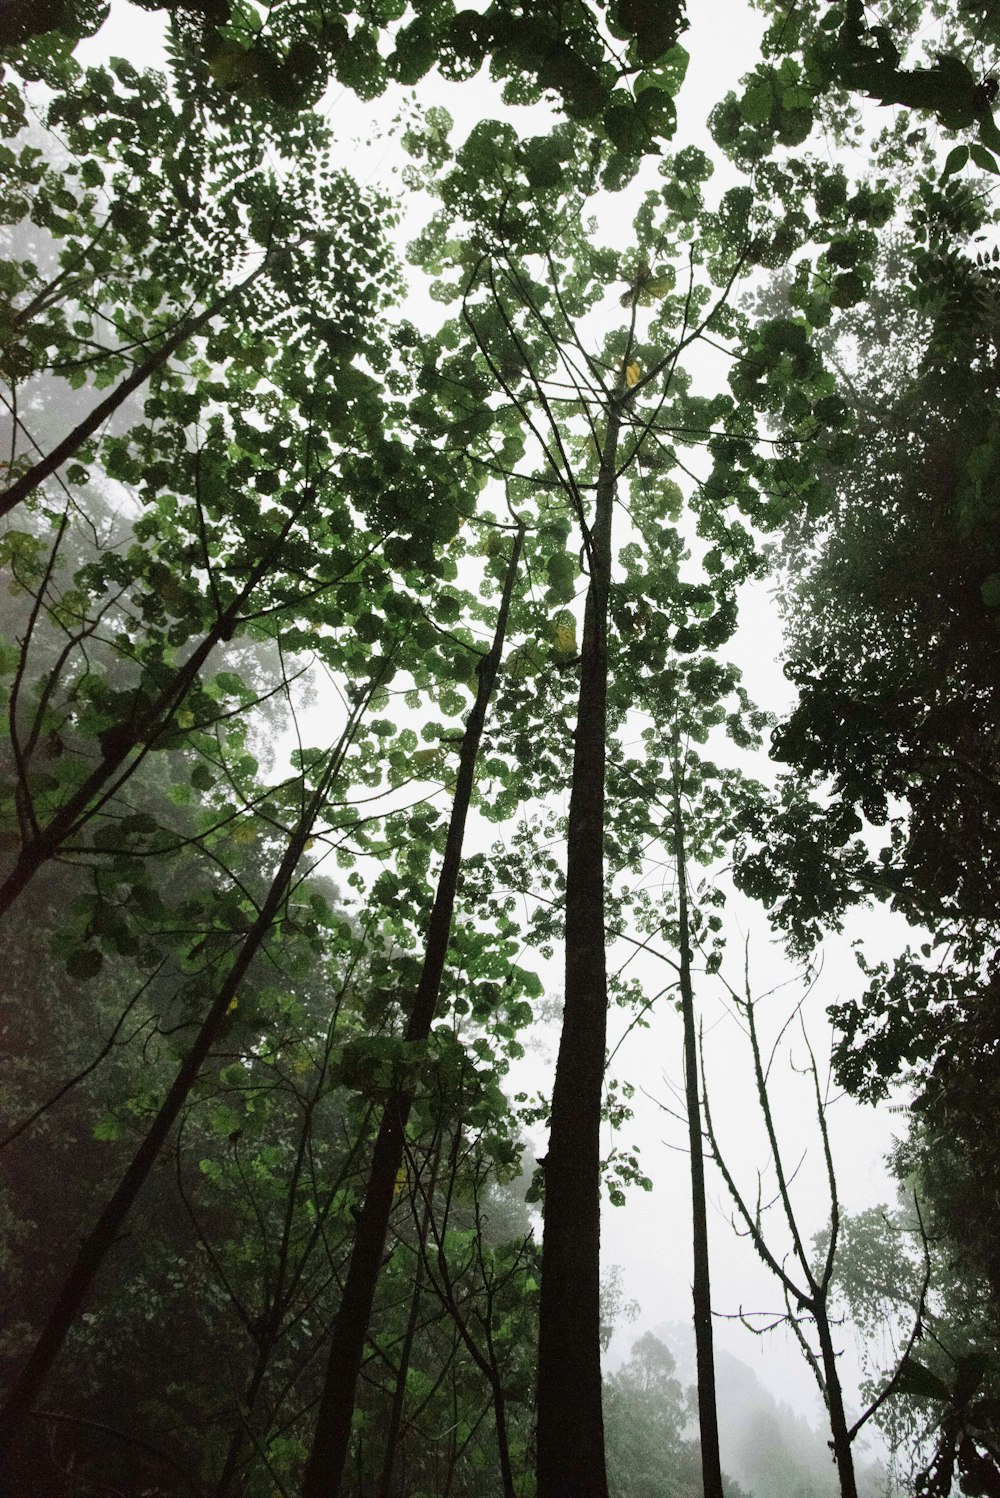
378,1146,442,1498
816,1307,860,1498
702,967,862,1498
215,1350,274,1498
378,1246,426,1498
0,260,274,518
300,525,524,1498
491,1368,516,1498
671,785,725,1498
536,401,622,1498
0,709,358,1454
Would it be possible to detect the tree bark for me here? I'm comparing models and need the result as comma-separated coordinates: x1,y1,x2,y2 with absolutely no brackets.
671,785,725,1498
300,525,524,1498
816,1308,860,1498
378,1242,426,1498
536,401,622,1498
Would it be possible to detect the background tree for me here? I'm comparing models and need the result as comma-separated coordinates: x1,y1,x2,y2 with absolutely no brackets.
700,974,924,1498
824,1197,1000,1497
604,1331,729,1498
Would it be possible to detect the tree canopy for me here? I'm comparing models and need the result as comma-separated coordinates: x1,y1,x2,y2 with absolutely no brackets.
3,0,1000,1494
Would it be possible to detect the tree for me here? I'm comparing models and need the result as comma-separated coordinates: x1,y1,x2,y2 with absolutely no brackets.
6,0,998,1494
700,973,925,1498
0,681,378,1452
604,1331,707,1498
703,13,1000,1483
721,42,1000,1484
4,0,690,167
301,522,524,1497
400,98,777,1491
0,36,542,1485
826,1199,1000,1497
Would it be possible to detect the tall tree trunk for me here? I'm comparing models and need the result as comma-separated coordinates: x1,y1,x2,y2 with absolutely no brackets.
377,1242,427,1498
414,1128,518,1498
671,784,725,1498
0,697,366,1456
816,1308,860,1498
377,1144,442,1498
300,525,524,1498
536,400,622,1498
0,258,274,518
215,1347,275,1498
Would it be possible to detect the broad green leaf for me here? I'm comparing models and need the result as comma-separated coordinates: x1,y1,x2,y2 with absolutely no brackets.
942,144,970,179
66,948,103,980
894,1358,951,1402
970,143,1000,173
739,80,774,125
981,572,1000,607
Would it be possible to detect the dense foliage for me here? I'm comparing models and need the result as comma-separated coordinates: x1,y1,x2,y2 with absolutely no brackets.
3,0,1000,1494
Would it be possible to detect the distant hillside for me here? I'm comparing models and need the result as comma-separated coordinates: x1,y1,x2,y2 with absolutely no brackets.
652,1323,895,1498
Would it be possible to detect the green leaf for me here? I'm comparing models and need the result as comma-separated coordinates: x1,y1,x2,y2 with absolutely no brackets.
391,19,437,85
941,144,970,179
613,0,686,66
894,1357,951,1402
830,271,866,308
354,612,382,643
969,143,1000,173
66,948,103,980
634,84,675,140
604,99,647,157
781,85,813,111
778,107,813,145
523,137,565,189
981,572,1000,608
979,111,1000,154
739,80,774,126
208,1104,242,1137
639,42,688,95
207,40,260,91
546,551,578,602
